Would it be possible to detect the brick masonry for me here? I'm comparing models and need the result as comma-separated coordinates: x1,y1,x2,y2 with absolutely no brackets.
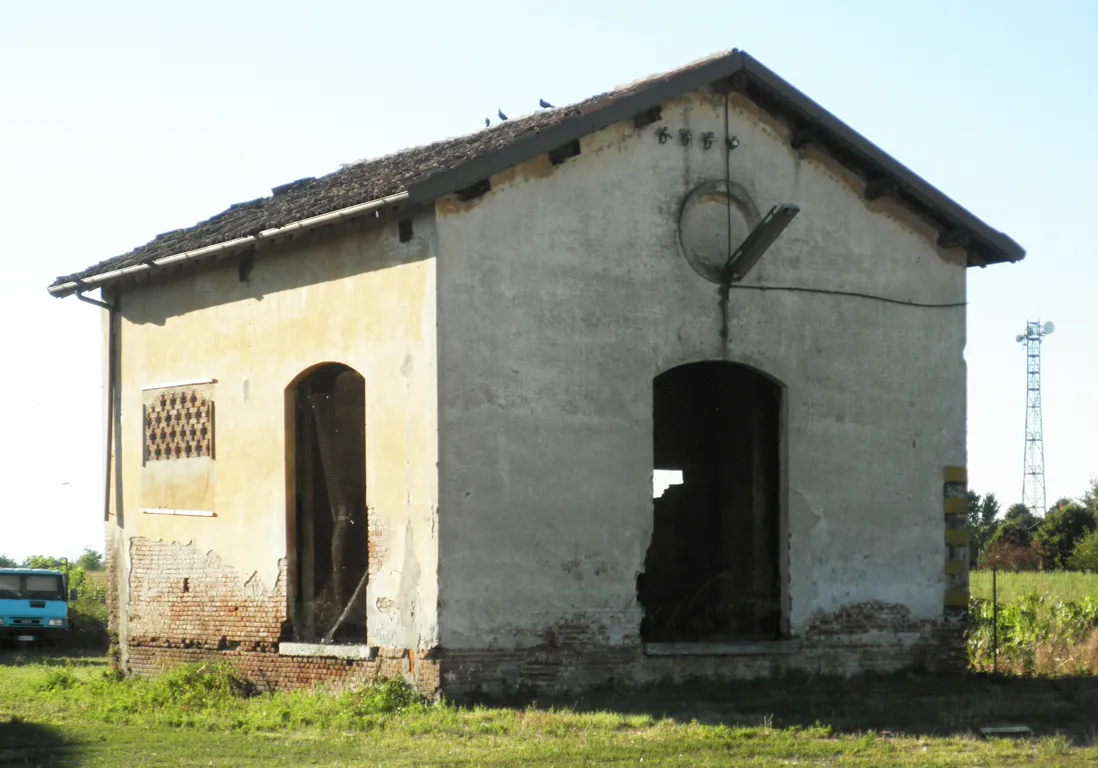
367,513,386,578
114,538,962,700
127,538,286,652
438,604,966,699
116,537,439,696
126,645,440,696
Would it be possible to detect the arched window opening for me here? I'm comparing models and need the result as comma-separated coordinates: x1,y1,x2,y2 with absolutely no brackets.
639,361,782,643
288,363,368,644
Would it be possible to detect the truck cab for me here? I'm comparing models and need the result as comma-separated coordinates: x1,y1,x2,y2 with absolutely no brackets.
0,568,71,645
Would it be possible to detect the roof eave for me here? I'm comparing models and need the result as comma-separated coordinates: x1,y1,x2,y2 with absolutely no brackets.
406,50,1024,268
735,54,1024,266
49,49,1024,297
403,50,753,204
47,191,413,298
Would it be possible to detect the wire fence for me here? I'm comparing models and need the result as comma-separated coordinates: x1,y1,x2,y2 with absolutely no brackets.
967,567,1098,675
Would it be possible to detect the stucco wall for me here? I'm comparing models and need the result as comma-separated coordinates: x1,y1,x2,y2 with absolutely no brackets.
108,209,439,655
434,90,967,655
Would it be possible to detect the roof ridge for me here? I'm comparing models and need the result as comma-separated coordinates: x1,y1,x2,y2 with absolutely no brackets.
48,48,1023,296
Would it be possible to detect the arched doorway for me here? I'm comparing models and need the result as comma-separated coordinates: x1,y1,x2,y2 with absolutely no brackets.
287,363,368,644
640,361,783,643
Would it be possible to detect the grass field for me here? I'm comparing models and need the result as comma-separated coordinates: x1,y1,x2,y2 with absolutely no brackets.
4,653,1098,766
971,570,1098,603
82,570,106,589
966,571,1098,676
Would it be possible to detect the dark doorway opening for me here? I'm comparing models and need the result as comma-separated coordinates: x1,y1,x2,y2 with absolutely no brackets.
289,363,368,644
639,361,782,643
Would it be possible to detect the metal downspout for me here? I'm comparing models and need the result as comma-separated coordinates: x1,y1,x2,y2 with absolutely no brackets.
77,290,117,522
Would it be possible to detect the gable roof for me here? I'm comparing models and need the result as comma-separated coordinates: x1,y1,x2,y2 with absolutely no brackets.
48,49,1024,298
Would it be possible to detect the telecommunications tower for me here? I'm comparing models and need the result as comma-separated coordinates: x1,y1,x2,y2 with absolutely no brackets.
1016,320,1055,516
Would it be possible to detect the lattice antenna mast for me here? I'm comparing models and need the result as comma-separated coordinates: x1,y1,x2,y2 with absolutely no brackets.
1016,320,1054,516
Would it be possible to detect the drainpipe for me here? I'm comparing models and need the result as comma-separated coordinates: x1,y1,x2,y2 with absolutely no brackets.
77,290,117,522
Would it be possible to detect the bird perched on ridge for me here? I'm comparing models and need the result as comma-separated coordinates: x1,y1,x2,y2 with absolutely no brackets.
539,98,554,109
484,117,490,128
498,108,508,121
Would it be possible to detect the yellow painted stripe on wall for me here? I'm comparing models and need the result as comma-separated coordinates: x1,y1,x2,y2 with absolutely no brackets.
944,589,970,607
943,466,967,484
944,560,966,575
944,497,967,515
944,529,968,546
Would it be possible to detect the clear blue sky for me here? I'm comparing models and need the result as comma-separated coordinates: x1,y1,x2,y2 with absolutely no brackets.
1,1,1094,561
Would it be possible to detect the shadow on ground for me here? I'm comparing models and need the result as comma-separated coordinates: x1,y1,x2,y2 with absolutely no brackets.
0,718,81,767
0,648,109,668
473,672,1098,745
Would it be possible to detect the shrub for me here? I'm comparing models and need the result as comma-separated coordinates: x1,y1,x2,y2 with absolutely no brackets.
76,548,104,571
1034,502,1097,569
967,592,1098,674
978,541,1042,571
38,666,78,692
68,593,109,647
1069,529,1098,571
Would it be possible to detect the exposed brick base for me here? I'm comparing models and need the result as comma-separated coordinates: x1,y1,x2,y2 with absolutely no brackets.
438,603,966,699
113,538,963,700
116,537,438,697
125,644,440,697
127,538,287,650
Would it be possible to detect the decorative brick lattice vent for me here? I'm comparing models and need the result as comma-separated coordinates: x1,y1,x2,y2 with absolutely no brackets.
144,388,213,461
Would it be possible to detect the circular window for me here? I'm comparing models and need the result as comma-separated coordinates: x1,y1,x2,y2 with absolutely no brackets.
677,180,761,283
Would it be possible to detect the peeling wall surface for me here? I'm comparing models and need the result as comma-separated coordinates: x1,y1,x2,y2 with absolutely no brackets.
104,85,971,697
434,90,967,690
108,210,440,678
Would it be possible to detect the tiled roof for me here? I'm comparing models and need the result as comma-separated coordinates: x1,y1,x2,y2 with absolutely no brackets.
51,103,583,285
49,49,1023,295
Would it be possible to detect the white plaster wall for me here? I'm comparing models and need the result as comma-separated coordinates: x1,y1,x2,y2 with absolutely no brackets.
109,210,439,649
435,91,967,650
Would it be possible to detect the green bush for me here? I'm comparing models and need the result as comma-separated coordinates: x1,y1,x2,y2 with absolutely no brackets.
76,548,104,571
967,592,1098,674
1069,529,1098,571
38,666,79,692
67,598,108,647
1034,502,1098,569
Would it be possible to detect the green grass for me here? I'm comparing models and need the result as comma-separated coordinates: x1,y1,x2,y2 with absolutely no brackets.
971,570,1098,603
964,572,1098,676
968,594,1098,675
5,654,1098,766
965,573,1098,676
82,570,107,589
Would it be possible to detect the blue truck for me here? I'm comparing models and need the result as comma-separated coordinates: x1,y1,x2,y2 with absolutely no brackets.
0,568,72,645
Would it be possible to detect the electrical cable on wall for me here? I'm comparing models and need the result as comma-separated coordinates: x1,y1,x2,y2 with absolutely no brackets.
726,283,967,309
711,92,961,313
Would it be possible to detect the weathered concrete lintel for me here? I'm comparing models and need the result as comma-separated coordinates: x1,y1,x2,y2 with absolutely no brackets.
140,508,215,518
140,377,217,391
643,639,803,657
278,642,378,660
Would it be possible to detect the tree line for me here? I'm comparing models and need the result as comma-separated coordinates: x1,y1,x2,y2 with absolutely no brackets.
0,547,104,572
8,488,1098,579
968,479,1098,571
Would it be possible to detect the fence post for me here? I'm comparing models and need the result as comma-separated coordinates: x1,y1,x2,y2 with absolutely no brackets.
992,564,998,674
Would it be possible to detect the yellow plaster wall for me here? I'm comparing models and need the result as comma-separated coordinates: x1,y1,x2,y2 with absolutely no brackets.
109,210,439,648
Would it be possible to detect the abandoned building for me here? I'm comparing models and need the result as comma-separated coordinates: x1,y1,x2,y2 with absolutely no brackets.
49,49,1023,697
